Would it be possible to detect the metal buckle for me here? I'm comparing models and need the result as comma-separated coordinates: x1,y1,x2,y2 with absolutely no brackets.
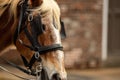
36,62,42,80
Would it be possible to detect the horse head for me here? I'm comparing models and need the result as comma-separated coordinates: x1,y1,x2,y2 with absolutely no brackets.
13,0,67,80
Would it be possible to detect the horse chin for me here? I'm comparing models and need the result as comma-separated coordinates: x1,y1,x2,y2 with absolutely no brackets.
52,73,61,80
40,69,61,80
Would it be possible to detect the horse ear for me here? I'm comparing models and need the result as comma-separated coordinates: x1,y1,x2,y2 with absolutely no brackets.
30,0,43,7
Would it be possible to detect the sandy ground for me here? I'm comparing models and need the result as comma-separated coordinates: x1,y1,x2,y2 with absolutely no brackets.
0,65,120,80
68,68,120,80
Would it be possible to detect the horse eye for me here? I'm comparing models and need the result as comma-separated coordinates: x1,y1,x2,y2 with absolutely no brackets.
42,24,46,31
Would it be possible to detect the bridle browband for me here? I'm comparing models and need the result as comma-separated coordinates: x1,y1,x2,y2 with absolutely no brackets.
13,0,66,76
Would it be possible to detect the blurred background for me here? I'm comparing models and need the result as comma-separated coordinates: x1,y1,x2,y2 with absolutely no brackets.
0,0,120,80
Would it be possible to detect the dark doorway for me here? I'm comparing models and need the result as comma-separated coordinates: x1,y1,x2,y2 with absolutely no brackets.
108,0,120,55
107,0,120,67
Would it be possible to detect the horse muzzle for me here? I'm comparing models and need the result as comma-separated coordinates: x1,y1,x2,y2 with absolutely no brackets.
51,73,67,80
37,68,67,80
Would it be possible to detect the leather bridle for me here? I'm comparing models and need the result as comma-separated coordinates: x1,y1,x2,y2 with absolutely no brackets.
13,0,66,77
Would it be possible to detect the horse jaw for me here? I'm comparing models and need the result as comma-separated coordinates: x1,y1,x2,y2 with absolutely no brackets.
41,50,67,80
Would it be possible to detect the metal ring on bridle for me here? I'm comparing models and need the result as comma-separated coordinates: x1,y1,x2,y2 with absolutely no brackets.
35,52,40,59
28,14,33,21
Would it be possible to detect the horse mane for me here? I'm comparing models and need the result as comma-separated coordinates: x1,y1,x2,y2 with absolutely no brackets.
0,0,60,30
0,0,20,29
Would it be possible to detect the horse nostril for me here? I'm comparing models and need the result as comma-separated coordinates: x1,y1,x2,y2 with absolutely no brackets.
52,73,61,80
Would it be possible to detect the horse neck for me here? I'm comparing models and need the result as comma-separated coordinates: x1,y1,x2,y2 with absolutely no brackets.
0,7,14,52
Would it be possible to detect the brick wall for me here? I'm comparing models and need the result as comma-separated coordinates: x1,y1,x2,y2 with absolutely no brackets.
58,0,103,69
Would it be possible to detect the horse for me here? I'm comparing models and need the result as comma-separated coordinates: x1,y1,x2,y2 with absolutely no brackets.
0,0,67,80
